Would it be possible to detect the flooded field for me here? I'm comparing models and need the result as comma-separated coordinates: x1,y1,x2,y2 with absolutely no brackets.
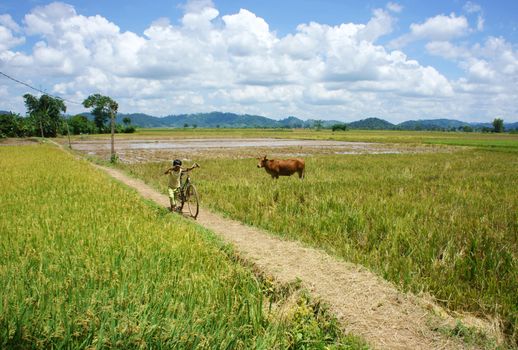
66,137,441,163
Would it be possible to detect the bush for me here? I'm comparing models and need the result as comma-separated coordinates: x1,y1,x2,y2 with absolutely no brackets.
0,112,36,137
67,115,97,135
331,123,348,131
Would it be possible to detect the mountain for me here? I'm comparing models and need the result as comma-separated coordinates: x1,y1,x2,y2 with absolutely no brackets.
162,112,281,128
116,113,164,127
278,116,305,128
348,117,395,130
398,119,470,131
65,111,518,131
115,112,309,128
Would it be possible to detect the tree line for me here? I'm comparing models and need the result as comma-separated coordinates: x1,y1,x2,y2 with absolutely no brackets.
0,93,135,138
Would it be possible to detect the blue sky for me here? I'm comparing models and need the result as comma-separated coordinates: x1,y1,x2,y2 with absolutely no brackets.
1,0,518,122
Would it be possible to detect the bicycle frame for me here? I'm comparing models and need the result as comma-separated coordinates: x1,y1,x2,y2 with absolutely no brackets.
179,173,190,199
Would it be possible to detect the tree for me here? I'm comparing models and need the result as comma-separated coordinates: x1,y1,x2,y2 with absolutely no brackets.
83,94,117,132
313,120,323,130
332,123,348,131
83,94,118,161
0,112,20,138
68,115,96,134
492,118,504,133
23,94,66,137
122,117,131,126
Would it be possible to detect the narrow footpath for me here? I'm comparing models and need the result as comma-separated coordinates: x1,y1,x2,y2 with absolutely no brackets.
96,164,490,350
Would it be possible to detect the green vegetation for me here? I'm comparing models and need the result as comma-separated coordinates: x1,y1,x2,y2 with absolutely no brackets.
82,93,118,133
493,118,505,133
0,112,34,138
67,114,97,135
122,149,518,345
23,93,66,138
0,144,365,349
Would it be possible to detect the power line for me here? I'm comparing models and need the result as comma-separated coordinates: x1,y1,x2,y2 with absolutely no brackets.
0,70,83,105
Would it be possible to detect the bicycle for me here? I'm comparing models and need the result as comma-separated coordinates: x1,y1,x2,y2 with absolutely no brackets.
177,172,199,219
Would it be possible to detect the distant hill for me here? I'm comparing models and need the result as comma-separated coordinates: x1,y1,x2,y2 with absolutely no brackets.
397,119,470,131
5,108,516,131
348,117,395,130
97,112,338,129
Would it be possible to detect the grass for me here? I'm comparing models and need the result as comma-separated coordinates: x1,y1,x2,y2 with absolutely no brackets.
0,144,367,349
121,148,518,346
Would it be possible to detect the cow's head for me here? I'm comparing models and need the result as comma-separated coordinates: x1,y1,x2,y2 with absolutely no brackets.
257,155,268,168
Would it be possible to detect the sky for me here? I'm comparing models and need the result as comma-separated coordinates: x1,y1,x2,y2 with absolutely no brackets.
1,0,518,123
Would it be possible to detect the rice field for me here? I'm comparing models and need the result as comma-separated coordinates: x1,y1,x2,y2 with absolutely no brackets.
0,144,365,349
121,147,518,346
65,128,518,151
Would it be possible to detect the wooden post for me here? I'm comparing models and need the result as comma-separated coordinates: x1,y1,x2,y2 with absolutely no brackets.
110,110,115,162
65,118,72,149
38,111,44,138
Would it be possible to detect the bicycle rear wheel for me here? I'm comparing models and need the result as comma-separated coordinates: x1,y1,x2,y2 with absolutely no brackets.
184,184,199,219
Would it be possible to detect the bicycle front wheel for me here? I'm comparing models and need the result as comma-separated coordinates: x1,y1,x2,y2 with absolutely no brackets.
185,184,199,219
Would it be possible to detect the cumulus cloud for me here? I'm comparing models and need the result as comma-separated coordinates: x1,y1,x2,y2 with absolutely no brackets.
0,1,515,121
389,13,469,48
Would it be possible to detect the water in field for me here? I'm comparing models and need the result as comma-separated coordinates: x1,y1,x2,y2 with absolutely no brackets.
72,138,377,150
70,138,434,162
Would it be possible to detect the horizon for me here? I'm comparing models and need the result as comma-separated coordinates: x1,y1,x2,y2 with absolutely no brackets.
1,1,518,123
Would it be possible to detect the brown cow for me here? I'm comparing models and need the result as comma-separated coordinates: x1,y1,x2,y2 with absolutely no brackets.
257,155,305,179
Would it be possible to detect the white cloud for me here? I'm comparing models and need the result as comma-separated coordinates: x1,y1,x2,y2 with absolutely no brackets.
428,36,518,85
358,8,394,42
386,2,403,13
0,2,516,122
463,2,481,14
426,41,469,59
0,14,25,51
180,0,215,14
476,15,484,31
462,2,484,32
0,14,21,32
390,13,469,48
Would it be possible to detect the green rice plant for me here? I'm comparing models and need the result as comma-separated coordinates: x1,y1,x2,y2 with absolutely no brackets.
121,149,518,346
0,144,365,349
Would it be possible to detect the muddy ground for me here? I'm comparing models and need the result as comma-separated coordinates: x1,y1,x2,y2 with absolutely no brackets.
62,137,444,163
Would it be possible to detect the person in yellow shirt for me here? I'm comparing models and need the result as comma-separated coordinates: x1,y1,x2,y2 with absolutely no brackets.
164,159,199,212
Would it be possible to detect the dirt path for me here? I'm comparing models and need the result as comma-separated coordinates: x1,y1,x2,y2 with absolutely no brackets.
96,164,489,350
